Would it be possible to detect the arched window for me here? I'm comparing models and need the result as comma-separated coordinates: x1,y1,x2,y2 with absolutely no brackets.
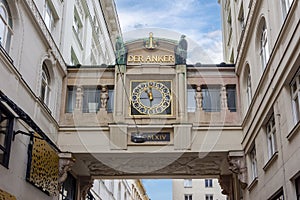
246,66,252,107
0,0,12,52
260,22,270,70
40,63,51,106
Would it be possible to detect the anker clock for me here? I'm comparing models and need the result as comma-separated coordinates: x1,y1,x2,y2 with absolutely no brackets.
130,81,172,115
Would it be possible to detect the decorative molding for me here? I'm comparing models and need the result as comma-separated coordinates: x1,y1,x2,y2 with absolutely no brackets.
219,175,233,195
263,151,278,171
58,153,75,185
79,176,94,199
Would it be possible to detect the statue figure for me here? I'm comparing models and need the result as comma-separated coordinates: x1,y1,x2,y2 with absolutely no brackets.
195,86,203,110
100,86,109,109
115,36,126,65
175,35,188,64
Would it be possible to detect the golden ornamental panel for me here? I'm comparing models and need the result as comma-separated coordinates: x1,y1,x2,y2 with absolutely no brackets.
27,133,59,196
0,188,16,200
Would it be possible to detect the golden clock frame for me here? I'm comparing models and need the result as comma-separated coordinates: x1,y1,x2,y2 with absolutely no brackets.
129,80,174,117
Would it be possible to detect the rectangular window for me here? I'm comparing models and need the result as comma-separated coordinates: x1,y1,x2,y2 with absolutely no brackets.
296,176,300,200
205,179,213,188
291,76,300,124
184,179,192,188
73,8,82,41
187,87,196,112
205,194,213,200
250,146,258,180
0,103,14,168
107,88,114,113
184,194,192,200
83,87,100,113
226,85,236,112
281,0,293,19
59,172,77,200
66,86,76,113
266,114,277,159
44,0,54,31
202,85,221,112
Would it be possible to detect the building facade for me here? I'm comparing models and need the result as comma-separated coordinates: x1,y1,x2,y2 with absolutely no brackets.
219,0,300,199
173,179,226,200
0,0,125,199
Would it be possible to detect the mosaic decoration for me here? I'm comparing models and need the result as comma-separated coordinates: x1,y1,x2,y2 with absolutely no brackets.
27,133,59,196
0,188,16,200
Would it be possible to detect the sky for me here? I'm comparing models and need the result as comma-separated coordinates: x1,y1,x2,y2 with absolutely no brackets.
114,1,222,199
114,0,223,64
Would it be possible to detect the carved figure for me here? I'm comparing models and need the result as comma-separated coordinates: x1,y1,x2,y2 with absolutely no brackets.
100,86,109,109
175,35,188,64
115,36,126,65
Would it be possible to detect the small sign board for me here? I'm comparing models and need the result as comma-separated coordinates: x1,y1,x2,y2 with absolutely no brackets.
131,132,171,142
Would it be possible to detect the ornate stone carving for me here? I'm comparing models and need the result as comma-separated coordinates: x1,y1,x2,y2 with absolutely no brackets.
221,85,228,110
175,35,188,64
58,153,75,185
228,153,248,189
195,85,203,110
100,85,109,110
75,86,83,111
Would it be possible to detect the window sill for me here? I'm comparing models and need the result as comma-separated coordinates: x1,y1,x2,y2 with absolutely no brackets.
263,151,278,171
247,177,258,191
287,120,300,141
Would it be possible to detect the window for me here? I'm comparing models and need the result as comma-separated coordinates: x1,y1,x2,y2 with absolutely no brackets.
44,0,54,31
246,67,252,107
291,75,300,124
296,176,300,200
187,87,196,112
0,103,13,168
71,48,79,65
184,179,192,188
205,194,213,200
86,191,96,200
82,87,100,113
0,0,12,52
250,146,258,180
59,173,77,200
270,189,284,200
202,85,221,112
266,114,277,159
66,86,76,113
260,22,270,70
107,87,114,113
205,179,213,188
226,85,236,112
73,8,82,41
281,0,293,19
40,63,51,106
184,194,192,200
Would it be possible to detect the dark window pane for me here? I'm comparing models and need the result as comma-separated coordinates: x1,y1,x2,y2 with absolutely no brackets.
107,88,114,113
226,85,236,112
202,86,221,112
83,87,100,113
66,87,76,113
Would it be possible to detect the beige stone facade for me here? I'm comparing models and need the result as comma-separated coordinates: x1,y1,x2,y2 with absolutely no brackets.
219,0,300,199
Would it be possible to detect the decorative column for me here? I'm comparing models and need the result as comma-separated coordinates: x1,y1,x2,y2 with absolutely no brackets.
176,65,187,121
100,85,109,112
195,85,203,110
114,65,126,122
75,85,83,112
221,85,228,110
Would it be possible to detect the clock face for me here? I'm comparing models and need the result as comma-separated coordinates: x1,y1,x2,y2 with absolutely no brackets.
131,81,172,115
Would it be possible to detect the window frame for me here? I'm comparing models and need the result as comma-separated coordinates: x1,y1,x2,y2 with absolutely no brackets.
205,179,213,188
0,102,14,168
226,85,237,112
205,194,214,200
250,146,258,180
266,114,277,159
246,68,252,107
59,172,77,200
296,176,300,200
82,86,101,113
260,23,270,70
0,0,13,52
40,63,51,107
187,86,196,113
291,75,300,125
184,194,192,200
183,179,192,188
107,87,114,113
66,86,76,113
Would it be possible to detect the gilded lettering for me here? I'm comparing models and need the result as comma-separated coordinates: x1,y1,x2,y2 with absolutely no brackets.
128,55,134,62
152,56,158,62
146,56,151,62
133,55,140,62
